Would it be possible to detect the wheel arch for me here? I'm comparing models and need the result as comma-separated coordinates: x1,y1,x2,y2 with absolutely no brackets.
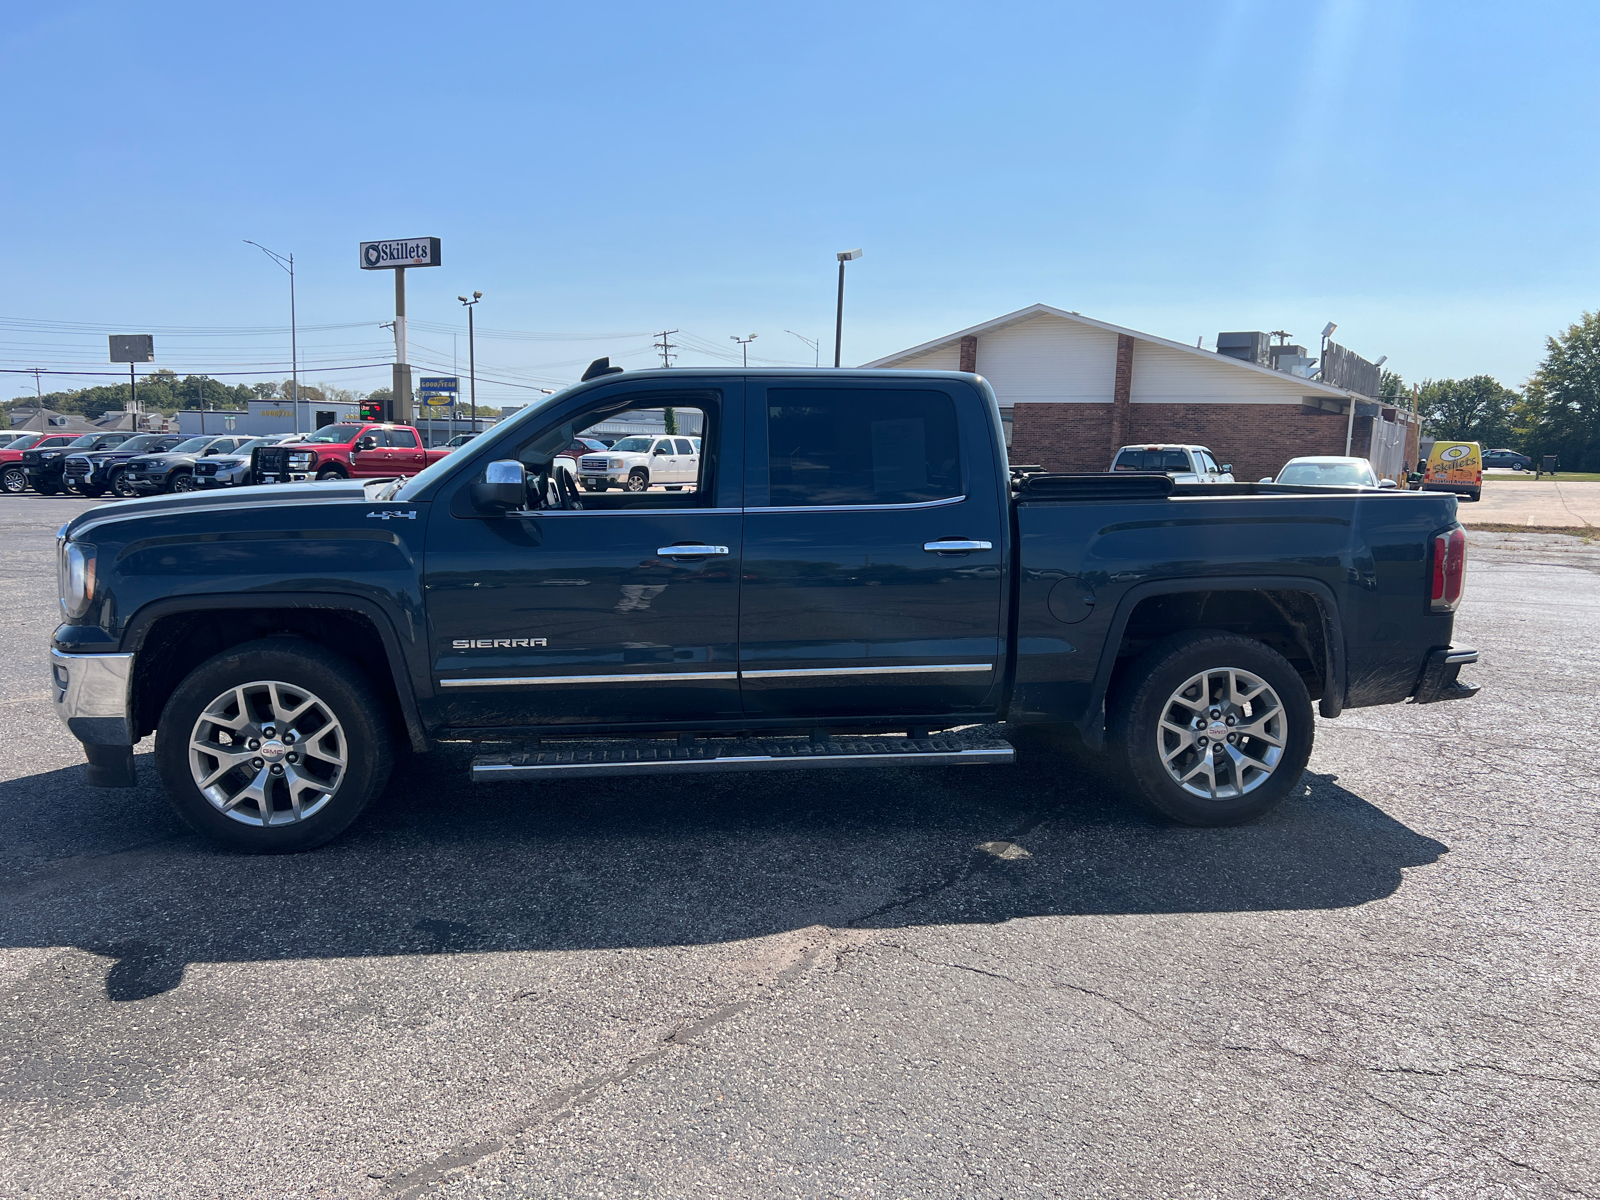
122,594,429,752
1077,576,1345,749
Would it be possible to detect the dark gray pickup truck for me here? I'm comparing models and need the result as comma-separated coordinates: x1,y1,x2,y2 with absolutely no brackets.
49,367,1477,851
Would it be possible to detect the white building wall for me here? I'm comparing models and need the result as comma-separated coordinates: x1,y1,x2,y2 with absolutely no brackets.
1129,341,1308,405
885,345,961,371
976,313,1118,403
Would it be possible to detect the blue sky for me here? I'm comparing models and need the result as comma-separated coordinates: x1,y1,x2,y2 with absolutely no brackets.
3,0,1595,407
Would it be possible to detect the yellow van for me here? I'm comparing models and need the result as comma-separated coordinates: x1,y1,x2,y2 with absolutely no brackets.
1422,441,1482,502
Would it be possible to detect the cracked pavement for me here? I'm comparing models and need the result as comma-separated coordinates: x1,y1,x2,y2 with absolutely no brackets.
1,502,1596,1199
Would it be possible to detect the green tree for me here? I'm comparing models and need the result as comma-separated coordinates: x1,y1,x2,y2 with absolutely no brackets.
1416,375,1518,447
1379,369,1406,403
1518,311,1600,470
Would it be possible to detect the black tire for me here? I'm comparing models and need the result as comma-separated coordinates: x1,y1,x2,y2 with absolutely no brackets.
0,465,27,495
169,471,199,493
109,468,137,498
34,480,61,496
1111,631,1314,827
316,465,347,481
1467,488,1481,502
626,468,649,492
155,638,394,852
1512,463,1526,472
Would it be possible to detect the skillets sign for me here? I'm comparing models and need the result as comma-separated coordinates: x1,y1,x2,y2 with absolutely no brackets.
359,238,442,269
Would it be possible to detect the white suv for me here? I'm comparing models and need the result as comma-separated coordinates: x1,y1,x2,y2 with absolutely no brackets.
1111,444,1234,483
578,435,701,492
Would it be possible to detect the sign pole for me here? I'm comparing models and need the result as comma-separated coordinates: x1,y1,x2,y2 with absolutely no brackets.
393,267,411,425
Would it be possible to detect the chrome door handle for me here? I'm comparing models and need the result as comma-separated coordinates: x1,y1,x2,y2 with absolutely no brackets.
923,539,993,552
657,544,730,557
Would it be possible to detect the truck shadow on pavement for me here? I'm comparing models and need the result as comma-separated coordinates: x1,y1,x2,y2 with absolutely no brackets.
0,742,1447,1001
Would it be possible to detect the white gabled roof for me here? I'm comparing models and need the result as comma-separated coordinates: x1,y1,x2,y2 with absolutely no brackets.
861,303,1354,399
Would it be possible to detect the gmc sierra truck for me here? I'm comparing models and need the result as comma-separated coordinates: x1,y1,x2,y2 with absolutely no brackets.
49,367,1478,852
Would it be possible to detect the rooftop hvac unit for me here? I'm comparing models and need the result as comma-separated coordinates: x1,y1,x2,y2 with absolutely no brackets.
1216,331,1270,365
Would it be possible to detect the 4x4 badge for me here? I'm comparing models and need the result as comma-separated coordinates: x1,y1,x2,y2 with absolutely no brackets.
366,510,417,520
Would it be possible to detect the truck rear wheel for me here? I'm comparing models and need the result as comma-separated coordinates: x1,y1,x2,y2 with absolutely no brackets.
1112,632,1313,827
154,638,394,852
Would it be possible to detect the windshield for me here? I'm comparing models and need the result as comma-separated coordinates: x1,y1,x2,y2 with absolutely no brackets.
115,434,165,453
234,437,273,453
65,435,98,448
4,435,34,449
1277,461,1375,486
304,423,365,444
610,437,653,452
169,437,213,454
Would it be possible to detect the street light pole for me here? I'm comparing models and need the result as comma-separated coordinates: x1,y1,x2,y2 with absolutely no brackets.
785,330,820,368
730,333,758,366
458,291,482,432
834,248,862,367
245,241,299,433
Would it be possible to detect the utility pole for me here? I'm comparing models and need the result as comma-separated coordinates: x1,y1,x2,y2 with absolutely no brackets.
785,331,819,368
459,292,481,432
27,368,43,399
245,241,299,432
654,330,679,368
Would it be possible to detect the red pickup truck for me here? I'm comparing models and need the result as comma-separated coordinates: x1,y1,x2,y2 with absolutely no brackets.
251,422,450,483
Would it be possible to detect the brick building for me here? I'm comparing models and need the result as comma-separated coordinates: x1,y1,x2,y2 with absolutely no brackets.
863,304,1418,482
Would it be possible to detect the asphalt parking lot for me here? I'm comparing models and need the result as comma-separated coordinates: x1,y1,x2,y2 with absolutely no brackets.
2,498,1597,1199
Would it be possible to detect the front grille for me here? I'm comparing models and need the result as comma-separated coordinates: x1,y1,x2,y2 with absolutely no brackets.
21,451,40,466
580,456,608,471
195,462,216,476
64,458,90,477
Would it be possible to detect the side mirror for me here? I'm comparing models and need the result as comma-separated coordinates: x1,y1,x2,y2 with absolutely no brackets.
203,446,220,455
471,460,525,514
358,435,378,451
1222,464,1233,474
1258,477,1274,484
653,446,668,455
1378,478,1397,489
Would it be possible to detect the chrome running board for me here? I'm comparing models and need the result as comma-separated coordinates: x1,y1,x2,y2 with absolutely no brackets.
471,733,1014,783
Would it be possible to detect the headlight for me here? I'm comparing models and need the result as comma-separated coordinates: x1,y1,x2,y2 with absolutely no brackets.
288,452,314,468
59,541,96,620
609,458,622,469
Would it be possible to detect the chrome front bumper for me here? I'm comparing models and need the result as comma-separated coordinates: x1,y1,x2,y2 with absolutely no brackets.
50,647,134,744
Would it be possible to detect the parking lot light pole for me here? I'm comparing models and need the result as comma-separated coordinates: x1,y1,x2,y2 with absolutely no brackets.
458,292,481,431
834,249,862,368
245,241,299,433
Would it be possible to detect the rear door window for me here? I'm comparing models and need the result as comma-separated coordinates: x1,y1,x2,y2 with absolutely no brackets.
763,388,961,507
674,438,695,456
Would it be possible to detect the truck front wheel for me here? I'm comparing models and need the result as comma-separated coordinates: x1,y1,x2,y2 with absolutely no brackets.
154,638,394,852
1112,632,1313,827
625,468,649,492
317,465,347,480
1,466,28,494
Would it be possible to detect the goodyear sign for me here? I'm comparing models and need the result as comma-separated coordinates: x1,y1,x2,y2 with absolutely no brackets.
359,238,442,269
418,376,459,407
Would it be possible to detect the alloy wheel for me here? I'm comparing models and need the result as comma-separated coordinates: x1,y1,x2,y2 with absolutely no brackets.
1155,666,1286,800
188,680,348,826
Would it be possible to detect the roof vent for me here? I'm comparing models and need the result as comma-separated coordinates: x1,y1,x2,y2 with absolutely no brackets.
581,357,626,382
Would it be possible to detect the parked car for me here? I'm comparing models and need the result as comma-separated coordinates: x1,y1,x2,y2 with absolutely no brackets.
1260,456,1395,489
1482,448,1533,471
553,437,610,482
252,423,449,483
1111,444,1234,483
191,434,301,488
443,432,479,450
23,432,134,494
64,433,191,498
49,366,1477,852
1422,441,1483,502
0,433,78,494
121,435,254,495
577,434,701,491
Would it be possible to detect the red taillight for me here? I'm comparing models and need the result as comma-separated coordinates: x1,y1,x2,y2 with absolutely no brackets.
1431,527,1466,612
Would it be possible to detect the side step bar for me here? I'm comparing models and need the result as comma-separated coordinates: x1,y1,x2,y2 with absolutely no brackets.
471,734,1014,783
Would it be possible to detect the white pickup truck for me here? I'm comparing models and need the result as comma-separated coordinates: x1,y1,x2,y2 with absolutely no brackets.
1111,444,1234,484
578,434,701,492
